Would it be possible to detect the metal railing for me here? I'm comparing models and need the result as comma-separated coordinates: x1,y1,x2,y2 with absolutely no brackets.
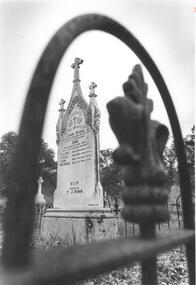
116,202,195,238
0,14,194,285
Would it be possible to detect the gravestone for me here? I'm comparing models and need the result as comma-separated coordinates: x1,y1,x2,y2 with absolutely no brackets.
35,177,45,204
54,62,103,209
42,58,118,242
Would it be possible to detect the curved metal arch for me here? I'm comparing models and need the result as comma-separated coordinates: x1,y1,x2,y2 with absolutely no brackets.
176,194,182,206
176,193,195,206
2,13,194,266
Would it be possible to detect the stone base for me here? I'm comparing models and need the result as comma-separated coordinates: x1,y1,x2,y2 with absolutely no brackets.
41,208,119,244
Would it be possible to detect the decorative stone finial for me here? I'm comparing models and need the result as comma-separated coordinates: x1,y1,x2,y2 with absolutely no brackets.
38,176,43,184
71,57,83,83
89,82,97,98
87,81,100,133
59,99,66,112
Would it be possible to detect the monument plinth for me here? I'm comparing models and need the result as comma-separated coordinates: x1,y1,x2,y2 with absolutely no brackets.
42,58,118,243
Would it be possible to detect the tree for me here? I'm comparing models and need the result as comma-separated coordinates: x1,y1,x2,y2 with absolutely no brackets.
38,138,57,202
184,125,195,192
0,132,18,196
100,126,195,200
100,149,113,168
39,138,56,170
0,132,57,198
162,139,178,188
162,125,195,192
100,149,123,198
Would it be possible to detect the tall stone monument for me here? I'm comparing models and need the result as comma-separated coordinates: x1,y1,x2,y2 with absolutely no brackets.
42,58,118,242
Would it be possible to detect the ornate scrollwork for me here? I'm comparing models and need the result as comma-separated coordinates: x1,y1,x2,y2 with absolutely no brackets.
67,95,88,117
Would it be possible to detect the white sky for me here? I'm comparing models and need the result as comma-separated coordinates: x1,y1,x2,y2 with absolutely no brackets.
0,0,195,158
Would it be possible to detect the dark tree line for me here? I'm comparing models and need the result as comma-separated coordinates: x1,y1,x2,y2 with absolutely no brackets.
100,125,195,198
0,126,194,201
100,149,123,199
162,125,195,192
0,131,57,200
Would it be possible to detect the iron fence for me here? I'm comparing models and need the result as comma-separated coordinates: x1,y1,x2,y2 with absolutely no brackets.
116,201,195,238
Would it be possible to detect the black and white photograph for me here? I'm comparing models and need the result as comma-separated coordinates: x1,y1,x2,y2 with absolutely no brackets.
0,1,195,284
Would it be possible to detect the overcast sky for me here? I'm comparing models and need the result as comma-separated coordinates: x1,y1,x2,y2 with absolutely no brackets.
0,0,194,157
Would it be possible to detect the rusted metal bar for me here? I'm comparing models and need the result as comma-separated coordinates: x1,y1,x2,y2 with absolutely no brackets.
0,229,194,285
1,13,194,283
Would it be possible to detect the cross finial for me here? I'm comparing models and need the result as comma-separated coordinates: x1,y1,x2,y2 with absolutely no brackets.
35,176,45,204
89,82,97,98
37,176,43,184
71,57,83,83
59,99,66,112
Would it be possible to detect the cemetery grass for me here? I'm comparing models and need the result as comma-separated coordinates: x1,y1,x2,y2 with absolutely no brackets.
33,234,188,285
82,250,188,285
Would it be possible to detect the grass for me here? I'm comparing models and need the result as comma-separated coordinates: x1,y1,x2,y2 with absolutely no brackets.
82,250,188,285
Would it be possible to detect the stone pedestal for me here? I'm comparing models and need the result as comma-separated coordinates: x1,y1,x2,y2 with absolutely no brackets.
41,208,118,244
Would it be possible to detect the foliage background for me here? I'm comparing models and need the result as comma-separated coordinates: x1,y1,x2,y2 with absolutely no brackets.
0,125,194,205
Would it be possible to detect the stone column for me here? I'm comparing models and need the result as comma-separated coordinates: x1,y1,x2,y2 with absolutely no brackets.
88,82,103,202
56,99,66,145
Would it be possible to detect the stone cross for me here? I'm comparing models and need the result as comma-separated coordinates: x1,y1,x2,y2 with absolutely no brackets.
73,116,77,125
35,176,45,204
71,57,83,83
59,99,66,112
38,176,43,185
89,82,97,98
